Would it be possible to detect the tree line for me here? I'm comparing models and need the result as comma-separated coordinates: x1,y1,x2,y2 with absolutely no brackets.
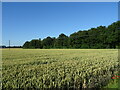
0,46,22,48
23,21,120,49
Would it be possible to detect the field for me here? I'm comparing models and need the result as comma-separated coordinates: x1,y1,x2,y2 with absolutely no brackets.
2,49,119,88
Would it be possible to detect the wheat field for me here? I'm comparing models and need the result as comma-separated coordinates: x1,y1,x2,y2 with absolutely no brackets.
2,49,119,88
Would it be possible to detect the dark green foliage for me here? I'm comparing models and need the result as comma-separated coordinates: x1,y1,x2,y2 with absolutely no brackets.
42,36,55,49
54,33,69,48
23,41,30,48
23,21,120,49
23,39,42,49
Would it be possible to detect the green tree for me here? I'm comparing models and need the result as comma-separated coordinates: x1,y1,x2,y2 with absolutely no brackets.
54,33,69,48
29,39,42,49
23,41,30,48
42,36,54,49
23,21,120,49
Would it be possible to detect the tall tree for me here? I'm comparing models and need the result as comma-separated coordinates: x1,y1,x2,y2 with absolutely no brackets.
23,21,120,49
23,41,30,48
42,36,54,49
29,39,42,48
54,33,69,48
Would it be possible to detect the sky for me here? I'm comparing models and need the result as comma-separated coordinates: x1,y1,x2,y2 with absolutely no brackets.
2,0,120,2
2,2,118,46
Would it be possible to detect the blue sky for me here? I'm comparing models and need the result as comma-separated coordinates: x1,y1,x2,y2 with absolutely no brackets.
2,2,118,46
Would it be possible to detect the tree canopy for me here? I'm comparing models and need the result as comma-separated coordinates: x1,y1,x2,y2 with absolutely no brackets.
23,21,120,49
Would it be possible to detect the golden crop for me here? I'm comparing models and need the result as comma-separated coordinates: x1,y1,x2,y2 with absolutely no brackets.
2,49,119,88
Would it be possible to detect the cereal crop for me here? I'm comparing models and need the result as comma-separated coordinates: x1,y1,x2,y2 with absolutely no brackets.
2,49,119,88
